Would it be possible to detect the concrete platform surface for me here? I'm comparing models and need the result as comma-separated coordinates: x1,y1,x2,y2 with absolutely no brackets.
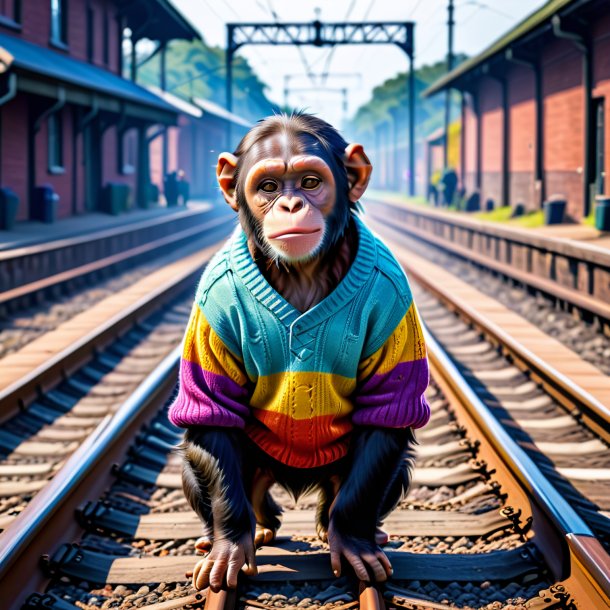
0,200,215,252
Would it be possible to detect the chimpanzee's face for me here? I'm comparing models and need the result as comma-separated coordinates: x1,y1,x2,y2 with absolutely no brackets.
240,133,337,263
217,119,372,265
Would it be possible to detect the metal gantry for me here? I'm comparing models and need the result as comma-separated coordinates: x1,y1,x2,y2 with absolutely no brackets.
226,20,417,196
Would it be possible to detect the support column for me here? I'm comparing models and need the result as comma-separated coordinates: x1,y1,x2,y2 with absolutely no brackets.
408,53,415,196
551,15,592,216
460,91,466,190
225,26,234,147
137,125,150,208
475,91,482,191
501,77,509,207
160,43,168,178
130,36,137,82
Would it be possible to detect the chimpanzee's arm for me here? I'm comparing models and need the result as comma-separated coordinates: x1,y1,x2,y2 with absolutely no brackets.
328,427,412,582
330,426,411,539
183,427,254,540
182,427,257,590
331,293,431,581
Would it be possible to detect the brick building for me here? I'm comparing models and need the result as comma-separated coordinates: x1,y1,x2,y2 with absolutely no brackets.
425,0,610,220
0,0,198,223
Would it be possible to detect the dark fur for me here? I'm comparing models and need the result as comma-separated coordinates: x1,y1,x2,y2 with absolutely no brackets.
182,426,416,543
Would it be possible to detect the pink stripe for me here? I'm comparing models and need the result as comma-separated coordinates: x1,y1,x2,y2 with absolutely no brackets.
354,358,430,428
168,359,250,428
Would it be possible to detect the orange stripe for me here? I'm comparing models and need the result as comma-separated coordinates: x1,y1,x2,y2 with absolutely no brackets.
247,409,352,468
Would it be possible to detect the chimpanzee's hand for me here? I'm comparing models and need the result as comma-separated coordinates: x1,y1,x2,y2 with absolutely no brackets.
327,520,393,582
191,532,257,590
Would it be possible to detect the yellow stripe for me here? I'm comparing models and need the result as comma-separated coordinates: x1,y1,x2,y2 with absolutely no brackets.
357,302,427,380
182,304,248,386
251,371,356,420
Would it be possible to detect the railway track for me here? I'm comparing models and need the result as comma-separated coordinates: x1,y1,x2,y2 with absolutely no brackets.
1,321,608,608
0,214,608,608
368,213,610,552
0,216,235,538
0,215,235,422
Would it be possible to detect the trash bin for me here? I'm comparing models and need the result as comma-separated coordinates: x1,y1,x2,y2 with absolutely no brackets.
543,197,566,225
595,196,610,231
148,183,159,205
102,183,130,215
0,187,19,230
464,191,480,212
164,172,179,207
32,185,58,223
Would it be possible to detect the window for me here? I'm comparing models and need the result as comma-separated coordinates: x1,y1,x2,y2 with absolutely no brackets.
118,129,136,175
0,0,22,27
48,112,64,173
86,7,94,62
50,0,68,46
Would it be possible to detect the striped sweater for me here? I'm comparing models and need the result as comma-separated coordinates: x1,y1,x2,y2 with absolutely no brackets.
169,214,430,468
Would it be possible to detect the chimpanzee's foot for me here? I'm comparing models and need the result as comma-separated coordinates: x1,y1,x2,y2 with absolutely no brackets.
254,524,277,547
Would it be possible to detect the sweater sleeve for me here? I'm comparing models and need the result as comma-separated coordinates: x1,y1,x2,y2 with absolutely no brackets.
353,300,430,429
168,303,251,429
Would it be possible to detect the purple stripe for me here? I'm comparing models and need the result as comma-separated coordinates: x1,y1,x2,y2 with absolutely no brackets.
353,358,431,428
168,358,250,428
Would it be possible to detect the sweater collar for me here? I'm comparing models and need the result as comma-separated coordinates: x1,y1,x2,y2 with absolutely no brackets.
230,213,377,329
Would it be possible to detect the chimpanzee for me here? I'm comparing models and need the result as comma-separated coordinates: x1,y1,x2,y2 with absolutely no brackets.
168,112,430,592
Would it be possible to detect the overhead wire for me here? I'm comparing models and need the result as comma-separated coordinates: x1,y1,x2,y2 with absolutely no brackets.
319,0,359,86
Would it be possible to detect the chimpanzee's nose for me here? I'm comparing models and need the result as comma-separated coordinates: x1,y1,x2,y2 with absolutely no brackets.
278,196,304,213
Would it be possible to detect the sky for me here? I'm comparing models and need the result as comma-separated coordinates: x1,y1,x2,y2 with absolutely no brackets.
171,0,549,126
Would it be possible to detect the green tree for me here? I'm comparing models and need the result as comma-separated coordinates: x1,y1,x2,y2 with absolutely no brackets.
345,55,467,149
136,39,278,123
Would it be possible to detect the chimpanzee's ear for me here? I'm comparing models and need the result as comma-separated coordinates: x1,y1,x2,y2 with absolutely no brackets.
217,152,239,211
344,143,372,203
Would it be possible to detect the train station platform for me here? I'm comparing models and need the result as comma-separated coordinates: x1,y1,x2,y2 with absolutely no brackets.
366,190,610,251
0,201,214,252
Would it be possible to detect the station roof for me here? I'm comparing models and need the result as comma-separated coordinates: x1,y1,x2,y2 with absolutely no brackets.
192,97,252,128
423,0,579,97
0,33,177,121
144,87,251,128
146,86,203,118
121,0,201,44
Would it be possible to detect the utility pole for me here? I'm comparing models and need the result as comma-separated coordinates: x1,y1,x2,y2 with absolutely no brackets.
444,0,455,168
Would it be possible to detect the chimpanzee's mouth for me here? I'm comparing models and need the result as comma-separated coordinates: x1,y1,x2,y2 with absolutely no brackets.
268,228,321,239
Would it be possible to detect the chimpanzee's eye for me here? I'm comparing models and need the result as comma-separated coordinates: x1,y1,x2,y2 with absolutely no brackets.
301,176,321,190
259,180,278,193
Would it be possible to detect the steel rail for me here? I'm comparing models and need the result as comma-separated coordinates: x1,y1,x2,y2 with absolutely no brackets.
0,346,181,608
368,213,610,442
425,327,610,607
